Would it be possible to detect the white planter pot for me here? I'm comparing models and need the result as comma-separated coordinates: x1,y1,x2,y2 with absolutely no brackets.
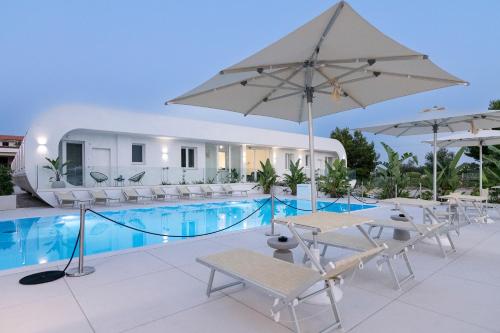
0,194,16,211
51,181,66,188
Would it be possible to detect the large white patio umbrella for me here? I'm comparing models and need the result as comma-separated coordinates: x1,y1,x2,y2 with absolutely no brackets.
358,110,500,200
423,130,500,190
167,1,467,211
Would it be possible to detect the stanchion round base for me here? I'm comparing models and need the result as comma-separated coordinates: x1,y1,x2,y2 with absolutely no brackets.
265,231,280,236
66,266,95,277
19,270,66,285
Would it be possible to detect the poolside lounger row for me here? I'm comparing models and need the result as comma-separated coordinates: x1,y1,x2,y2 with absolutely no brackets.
54,184,251,207
197,246,384,333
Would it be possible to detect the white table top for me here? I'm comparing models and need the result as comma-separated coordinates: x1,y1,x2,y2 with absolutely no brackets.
381,197,440,208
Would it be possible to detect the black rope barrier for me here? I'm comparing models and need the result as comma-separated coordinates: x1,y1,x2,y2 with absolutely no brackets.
350,193,379,205
86,197,271,238
272,195,342,212
19,230,81,285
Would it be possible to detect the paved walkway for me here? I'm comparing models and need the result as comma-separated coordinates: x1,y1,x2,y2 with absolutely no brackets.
1,201,500,332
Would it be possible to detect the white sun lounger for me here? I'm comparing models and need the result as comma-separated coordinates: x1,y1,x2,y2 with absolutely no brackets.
122,188,152,203
176,186,204,199
367,218,455,258
222,184,248,196
301,232,415,290
197,247,384,333
89,190,120,206
200,185,226,198
151,187,180,201
55,192,92,208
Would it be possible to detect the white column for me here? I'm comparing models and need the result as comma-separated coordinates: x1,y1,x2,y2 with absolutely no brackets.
240,144,247,183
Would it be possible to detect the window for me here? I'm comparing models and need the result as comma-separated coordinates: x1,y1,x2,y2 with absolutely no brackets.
181,147,196,168
285,153,294,169
132,144,145,163
325,156,334,165
2,142,8,147
305,154,310,167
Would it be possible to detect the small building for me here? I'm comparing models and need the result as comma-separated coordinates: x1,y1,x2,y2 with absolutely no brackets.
12,105,346,206
0,135,23,167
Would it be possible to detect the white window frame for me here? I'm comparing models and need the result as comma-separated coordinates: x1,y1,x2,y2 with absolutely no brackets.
131,143,145,164
181,146,197,169
325,156,335,165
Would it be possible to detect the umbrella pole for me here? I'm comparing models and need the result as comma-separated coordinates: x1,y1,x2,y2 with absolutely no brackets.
433,125,438,201
306,88,317,213
479,141,483,191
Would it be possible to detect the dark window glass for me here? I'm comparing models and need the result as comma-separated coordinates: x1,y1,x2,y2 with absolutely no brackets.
188,149,195,168
181,148,186,167
2,142,8,147
132,144,143,163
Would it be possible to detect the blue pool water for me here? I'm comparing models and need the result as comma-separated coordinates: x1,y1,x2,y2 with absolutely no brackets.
0,199,375,271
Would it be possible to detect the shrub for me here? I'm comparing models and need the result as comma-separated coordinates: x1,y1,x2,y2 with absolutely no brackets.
0,166,14,196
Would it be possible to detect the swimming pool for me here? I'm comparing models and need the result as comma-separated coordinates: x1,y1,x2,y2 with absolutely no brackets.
0,199,375,271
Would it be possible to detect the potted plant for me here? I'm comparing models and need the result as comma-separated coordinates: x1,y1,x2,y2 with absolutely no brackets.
283,159,308,195
254,159,277,194
0,165,16,210
43,157,69,188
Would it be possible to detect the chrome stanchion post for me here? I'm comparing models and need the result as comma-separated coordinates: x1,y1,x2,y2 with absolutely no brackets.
265,186,279,236
66,203,95,277
347,186,351,214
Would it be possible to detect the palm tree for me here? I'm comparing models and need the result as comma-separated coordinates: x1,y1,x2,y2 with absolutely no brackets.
318,159,349,198
421,147,465,196
283,159,308,195
256,159,277,194
377,142,418,199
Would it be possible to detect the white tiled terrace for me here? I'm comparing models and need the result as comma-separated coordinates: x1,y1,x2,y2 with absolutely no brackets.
1,197,500,333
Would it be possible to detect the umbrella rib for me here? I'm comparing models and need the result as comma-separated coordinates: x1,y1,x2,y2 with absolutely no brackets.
245,83,302,92
259,71,305,89
316,54,427,65
374,125,399,135
309,1,345,61
219,55,427,75
338,75,376,85
396,127,412,137
326,64,467,85
168,67,292,104
243,66,304,116
266,91,303,102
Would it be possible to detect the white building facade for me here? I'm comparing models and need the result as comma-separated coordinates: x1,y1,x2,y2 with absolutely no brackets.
12,106,346,206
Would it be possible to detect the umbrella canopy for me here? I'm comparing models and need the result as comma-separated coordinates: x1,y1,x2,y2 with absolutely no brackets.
423,129,500,148
358,110,500,199
167,1,467,210
423,130,500,190
358,110,500,137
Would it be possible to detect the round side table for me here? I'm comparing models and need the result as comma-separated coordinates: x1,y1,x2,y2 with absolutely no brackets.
390,214,411,241
267,237,299,263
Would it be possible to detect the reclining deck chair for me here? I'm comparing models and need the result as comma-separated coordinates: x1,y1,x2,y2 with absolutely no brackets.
90,190,120,206
222,184,248,196
176,185,204,199
122,188,152,203
197,246,384,333
367,218,455,258
302,232,415,290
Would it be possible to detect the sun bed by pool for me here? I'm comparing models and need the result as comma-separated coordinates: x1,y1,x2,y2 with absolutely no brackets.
197,246,384,332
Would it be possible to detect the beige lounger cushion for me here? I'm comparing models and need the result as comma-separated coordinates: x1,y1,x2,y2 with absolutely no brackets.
303,232,411,258
368,220,446,234
275,212,373,233
198,249,321,297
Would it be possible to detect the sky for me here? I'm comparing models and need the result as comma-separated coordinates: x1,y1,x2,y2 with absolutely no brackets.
1,0,499,162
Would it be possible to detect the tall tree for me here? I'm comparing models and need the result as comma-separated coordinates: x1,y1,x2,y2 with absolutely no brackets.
330,127,378,181
424,148,454,172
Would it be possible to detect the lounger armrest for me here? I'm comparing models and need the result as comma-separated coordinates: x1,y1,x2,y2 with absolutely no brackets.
325,246,385,279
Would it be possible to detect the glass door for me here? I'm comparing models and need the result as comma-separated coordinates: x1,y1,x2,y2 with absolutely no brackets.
66,142,83,186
